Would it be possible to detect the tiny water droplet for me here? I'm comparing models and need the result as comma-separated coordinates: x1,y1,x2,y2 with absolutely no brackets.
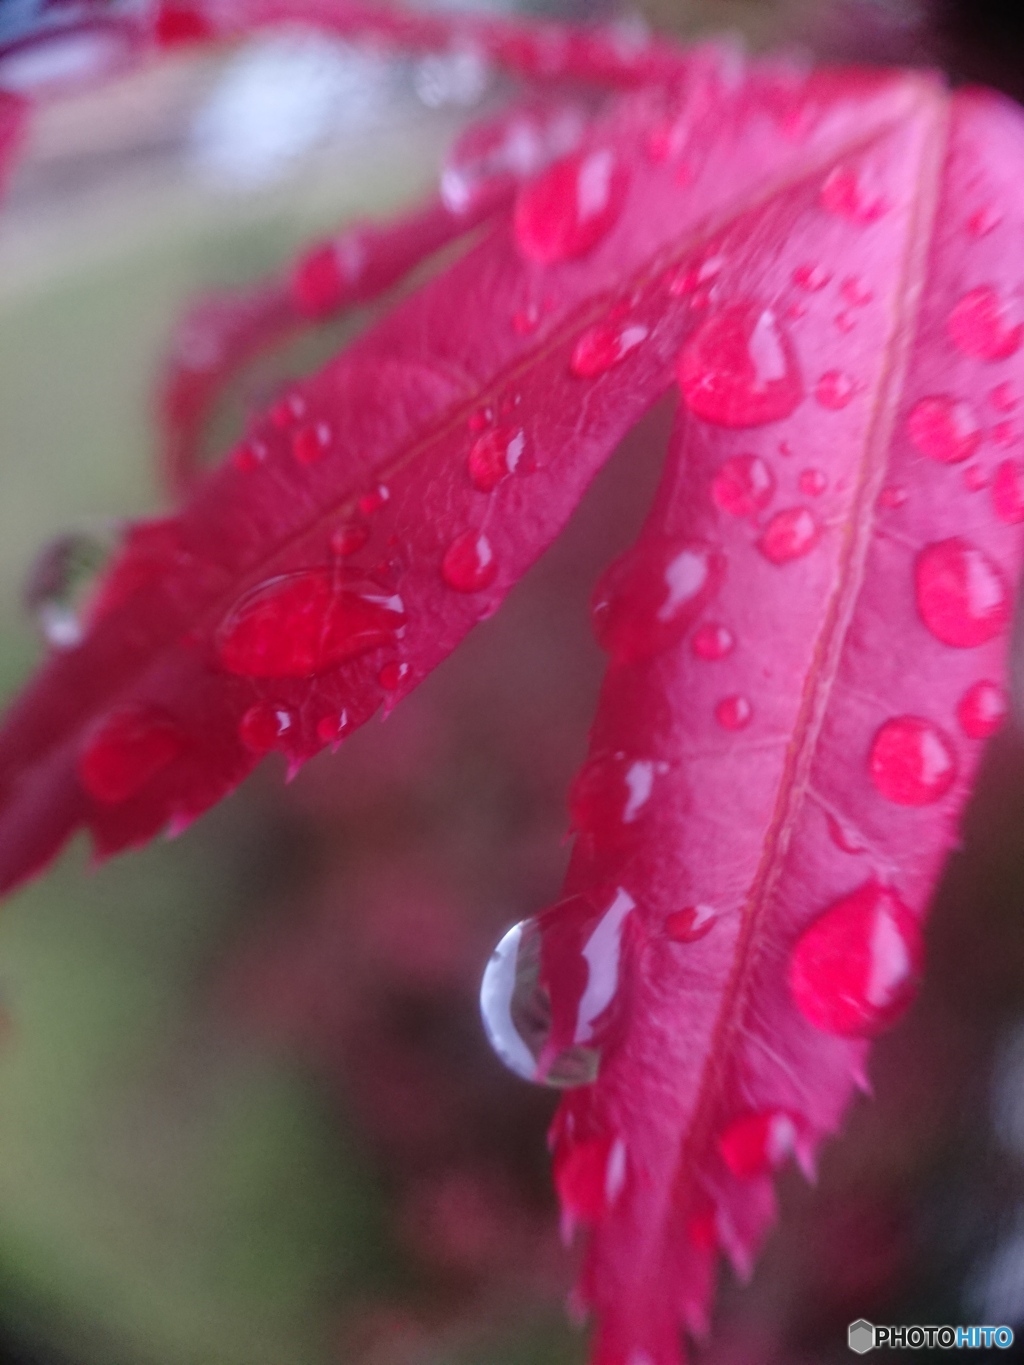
906,395,981,464
678,304,804,427
570,754,656,841
715,695,752,730
691,622,735,660
217,569,407,678
815,370,855,410
878,484,907,510
719,1111,799,1179
792,263,830,292
957,679,1007,739
799,468,827,497
820,165,887,222
711,454,776,518
839,276,872,307
512,304,540,335
915,538,1010,647
239,701,295,753
441,530,498,592
948,286,1023,361
789,881,922,1037
269,389,306,429
467,427,527,492
967,205,1002,238
233,438,268,473
758,507,821,564
79,705,184,803
330,522,370,556
23,528,117,649
869,715,957,805
991,381,1017,413
993,460,1024,523
480,889,635,1086
291,420,332,465
963,463,988,493
514,147,629,264
592,538,726,662
378,660,409,690
316,710,351,746
665,904,717,943
358,485,390,517
570,321,648,378
468,407,494,433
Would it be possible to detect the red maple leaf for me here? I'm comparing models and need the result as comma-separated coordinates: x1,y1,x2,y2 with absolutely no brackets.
2,5,1024,1361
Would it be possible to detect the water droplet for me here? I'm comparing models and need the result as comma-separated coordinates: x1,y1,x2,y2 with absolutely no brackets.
570,754,656,841
691,622,735,660
792,263,830,292
963,464,988,493
967,205,1002,238
915,538,1010,647
840,277,873,307
441,530,498,592
957,679,1007,739
992,460,1024,523
378,660,410,690
570,321,648,378
991,382,1017,413
834,310,857,334
468,408,494,433
291,420,332,465
826,811,869,855
291,240,351,318
217,569,407,678
467,427,527,492
479,889,635,1086
512,304,540,335
330,522,370,556
233,438,268,473
239,701,295,753
316,710,351,746
514,147,629,264
358,485,390,517
553,1130,621,1223
993,420,1018,448
678,305,804,427
869,715,957,805
23,528,117,649
789,881,922,1037
799,468,827,497
715,695,752,730
711,454,776,518
592,538,726,662
906,395,982,464
719,1110,798,1179
820,165,887,222
78,705,184,803
269,389,306,429
665,904,717,942
758,507,821,564
815,370,855,410
948,286,1023,361
878,484,907,510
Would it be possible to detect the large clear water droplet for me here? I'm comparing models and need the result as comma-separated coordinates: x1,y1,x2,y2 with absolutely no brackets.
217,568,407,678
23,526,118,648
677,304,803,428
592,538,726,662
78,705,185,803
914,538,1010,648
441,530,498,592
789,882,922,1037
868,715,957,805
480,889,635,1087
513,147,628,264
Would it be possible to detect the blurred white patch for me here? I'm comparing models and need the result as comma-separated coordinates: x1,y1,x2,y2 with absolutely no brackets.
413,47,490,109
969,1216,1024,1323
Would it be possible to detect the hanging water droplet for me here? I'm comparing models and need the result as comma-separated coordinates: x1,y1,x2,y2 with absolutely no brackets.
330,522,370,556
514,147,629,264
719,1110,799,1179
441,530,498,592
78,705,185,803
906,395,982,464
378,660,409,690
948,286,1023,360
23,527,118,649
291,419,332,465
799,468,827,497
820,165,887,222
992,460,1024,523
677,304,804,428
592,538,726,662
316,710,351,747
479,889,635,1087
569,754,656,842
239,701,295,753
815,370,855,409
789,881,922,1037
691,622,735,660
467,427,527,492
758,507,821,564
914,538,1010,647
869,715,957,805
665,904,717,943
792,263,830,292
957,679,1007,739
715,695,752,730
217,568,407,678
711,454,776,518
570,321,648,378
